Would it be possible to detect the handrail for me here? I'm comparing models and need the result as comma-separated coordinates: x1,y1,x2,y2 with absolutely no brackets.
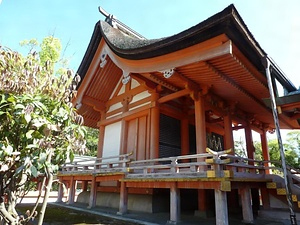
59,150,283,179
60,152,133,174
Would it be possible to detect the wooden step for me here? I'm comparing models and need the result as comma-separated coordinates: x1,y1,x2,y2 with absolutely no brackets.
266,182,277,189
292,194,298,202
276,188,286,195
266,181,300,209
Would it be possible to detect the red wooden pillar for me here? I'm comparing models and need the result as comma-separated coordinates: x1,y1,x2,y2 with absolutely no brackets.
223,111,240,211
82,180,88,192
194,93,208,215
181,116,189,157
223,112,234,151
120,120,128,155
150,92,160,159
194,93,207,155
244,124,260,214
261,128,271,174
120,99,129,155
196,189,208,217
244,125,254,162
259,128,271,211
97,111,106,158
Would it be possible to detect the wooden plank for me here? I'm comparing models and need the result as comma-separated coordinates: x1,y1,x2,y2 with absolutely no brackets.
158,89,190,104
240,187,254,223
215,189,229,225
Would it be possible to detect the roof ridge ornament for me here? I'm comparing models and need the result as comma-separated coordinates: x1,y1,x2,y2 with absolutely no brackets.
98,6,146,40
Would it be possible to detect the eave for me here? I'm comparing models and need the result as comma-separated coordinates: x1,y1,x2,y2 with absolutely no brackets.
75,4,299,130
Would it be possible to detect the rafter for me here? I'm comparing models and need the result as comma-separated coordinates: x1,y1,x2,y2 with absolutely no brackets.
205,61,267,110
82,96,106,111
130,73,157,91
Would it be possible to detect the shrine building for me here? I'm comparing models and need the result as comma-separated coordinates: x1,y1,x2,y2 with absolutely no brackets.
57,4,300,225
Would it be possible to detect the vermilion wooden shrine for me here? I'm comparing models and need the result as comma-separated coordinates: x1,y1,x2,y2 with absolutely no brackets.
57,4,300,225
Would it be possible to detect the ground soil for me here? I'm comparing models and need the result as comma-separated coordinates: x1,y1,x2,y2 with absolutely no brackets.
17,204,140,225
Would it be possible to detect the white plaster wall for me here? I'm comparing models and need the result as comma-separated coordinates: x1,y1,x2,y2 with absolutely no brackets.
102,121,121,159
131,90,150,103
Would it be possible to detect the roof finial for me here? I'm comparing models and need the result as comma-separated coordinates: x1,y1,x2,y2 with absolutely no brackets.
98,6,146,40
98,6,117,28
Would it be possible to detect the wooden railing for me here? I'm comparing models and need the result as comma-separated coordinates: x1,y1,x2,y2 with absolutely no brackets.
127,152,212,178
60,152,132,174
59,148,277,180
287,165,300,190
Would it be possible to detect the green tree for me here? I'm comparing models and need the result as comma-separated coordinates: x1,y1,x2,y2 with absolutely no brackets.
85,127,99,157
252,137,300,168
286,131,300,155
234,136,247,158
0,37,86,225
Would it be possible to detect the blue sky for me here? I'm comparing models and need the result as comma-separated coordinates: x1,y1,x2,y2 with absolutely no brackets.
0,0,299,88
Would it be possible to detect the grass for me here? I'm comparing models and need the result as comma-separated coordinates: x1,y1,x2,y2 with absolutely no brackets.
17,204,140,225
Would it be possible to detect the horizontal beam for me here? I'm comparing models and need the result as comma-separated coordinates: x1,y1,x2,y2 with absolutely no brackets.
158,89,190,104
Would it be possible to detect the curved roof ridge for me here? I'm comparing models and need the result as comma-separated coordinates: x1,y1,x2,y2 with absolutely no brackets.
99,4,265,62
77,4,297,92
100,20,165,51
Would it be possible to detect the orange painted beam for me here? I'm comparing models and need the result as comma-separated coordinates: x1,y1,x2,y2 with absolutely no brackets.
158,89,191,104
99,105,149,126
126,181,174,189
95,174,125,182
177,181,222,189
82,96,106,111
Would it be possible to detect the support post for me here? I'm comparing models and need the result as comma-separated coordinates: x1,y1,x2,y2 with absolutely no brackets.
150,92,160,159
88,177,97,208
82,180,88,192
194,94,207,155
56,181,64,203
240,187,254,224
118,181,128,215
251,188,260,216
168,183,180,224
181,116,189,158
194,93,208,215
195,189,209,218
120,119,128,155
261,128,271,174
263,56,297,224
223,113,234,151
97,111,106,158
244,124,254,163
214,190,228,225
67,177,76,204
260,187,270,210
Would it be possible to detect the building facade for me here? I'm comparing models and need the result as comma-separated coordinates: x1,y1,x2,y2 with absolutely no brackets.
58,4,300,225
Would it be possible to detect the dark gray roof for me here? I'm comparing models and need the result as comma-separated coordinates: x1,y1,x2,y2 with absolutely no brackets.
100,21,164,50
77,4,297,93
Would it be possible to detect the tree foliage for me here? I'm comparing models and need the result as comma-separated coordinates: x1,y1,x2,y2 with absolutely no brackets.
85,126,99,157
234,131,300,169
0,37,86,224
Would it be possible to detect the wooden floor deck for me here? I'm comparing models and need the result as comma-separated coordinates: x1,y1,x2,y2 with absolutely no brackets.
56,149,300,225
